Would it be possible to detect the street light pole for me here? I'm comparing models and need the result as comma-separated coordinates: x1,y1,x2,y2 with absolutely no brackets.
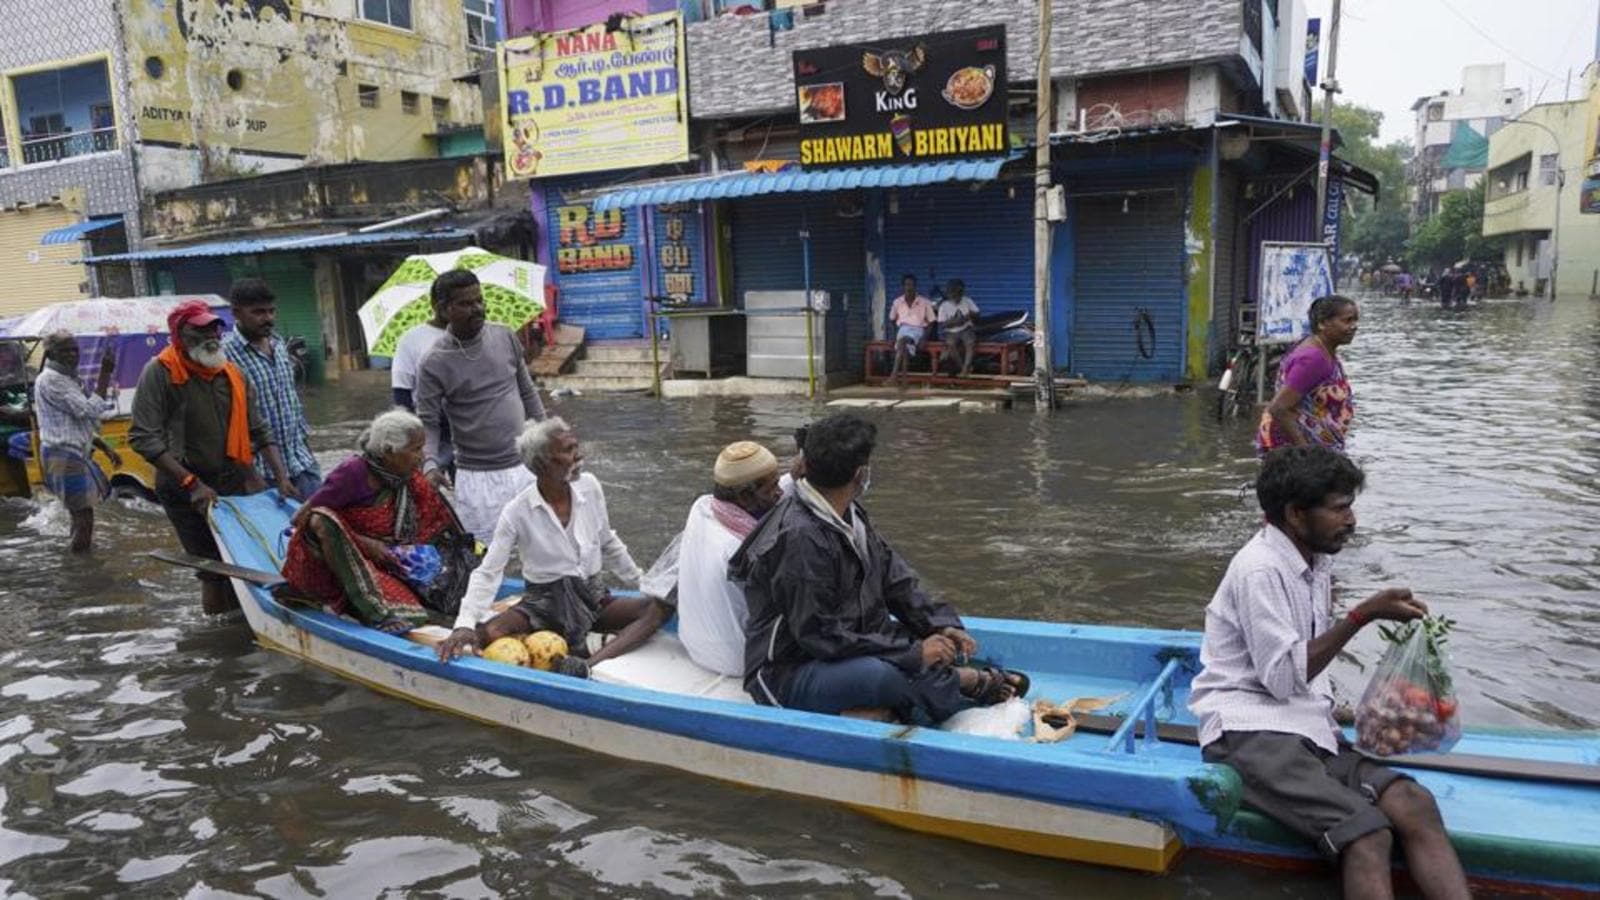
1501,119,1564,300
1314,0,1343,237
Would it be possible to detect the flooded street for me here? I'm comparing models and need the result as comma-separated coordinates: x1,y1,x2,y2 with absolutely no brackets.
2,294,1596,897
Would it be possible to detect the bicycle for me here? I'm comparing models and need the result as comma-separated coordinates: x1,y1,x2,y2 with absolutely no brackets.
1215,334,1284,421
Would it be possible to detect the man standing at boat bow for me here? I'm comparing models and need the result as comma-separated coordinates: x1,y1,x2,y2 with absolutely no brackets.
1188,446,1468,900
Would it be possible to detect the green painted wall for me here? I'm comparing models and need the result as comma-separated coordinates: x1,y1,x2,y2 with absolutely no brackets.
226,256,325,385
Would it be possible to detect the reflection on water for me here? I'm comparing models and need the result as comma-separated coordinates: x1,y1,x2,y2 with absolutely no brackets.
0,296,1595,896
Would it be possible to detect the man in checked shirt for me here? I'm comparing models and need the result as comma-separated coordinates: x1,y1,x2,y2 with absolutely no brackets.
223,278,321,498
1189,447,1468,900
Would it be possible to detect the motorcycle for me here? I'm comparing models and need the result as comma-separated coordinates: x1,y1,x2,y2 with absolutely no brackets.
286,335,309,385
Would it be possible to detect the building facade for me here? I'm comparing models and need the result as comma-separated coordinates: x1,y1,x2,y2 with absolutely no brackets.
505,0,1351,382
0,0,489,315
1409,63,1525,221
1483,64,1600,299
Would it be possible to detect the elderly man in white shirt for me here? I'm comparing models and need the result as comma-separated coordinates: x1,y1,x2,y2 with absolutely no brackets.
435,417,670,676
1189,446,1467,900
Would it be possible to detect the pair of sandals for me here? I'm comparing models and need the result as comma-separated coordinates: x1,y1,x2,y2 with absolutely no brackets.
965,666,1030,705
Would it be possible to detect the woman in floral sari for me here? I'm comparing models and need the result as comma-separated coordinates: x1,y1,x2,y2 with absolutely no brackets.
1257,295,1359,455
283,409,476,632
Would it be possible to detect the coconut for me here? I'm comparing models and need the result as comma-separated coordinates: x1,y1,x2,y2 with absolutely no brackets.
483,636,531,667
523,631,569,671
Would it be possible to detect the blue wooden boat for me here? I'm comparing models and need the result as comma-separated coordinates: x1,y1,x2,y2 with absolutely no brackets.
206,493,1600,895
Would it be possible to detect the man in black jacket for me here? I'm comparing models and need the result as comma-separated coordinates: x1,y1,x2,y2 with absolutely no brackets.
730,413,1025,724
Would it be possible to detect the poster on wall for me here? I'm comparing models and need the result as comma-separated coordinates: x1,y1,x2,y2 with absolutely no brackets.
1581,98,1600,214
1258,242,1334,345
499,11,688,180
1305,18,1321,86
792,25,1008,169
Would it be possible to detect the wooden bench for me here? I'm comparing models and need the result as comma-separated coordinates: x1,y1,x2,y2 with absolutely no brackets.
864,338,1029,383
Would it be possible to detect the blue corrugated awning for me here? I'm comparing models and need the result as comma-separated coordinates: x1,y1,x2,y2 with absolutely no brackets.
80,227,476,264
592,157,1015,212
40,217,123,245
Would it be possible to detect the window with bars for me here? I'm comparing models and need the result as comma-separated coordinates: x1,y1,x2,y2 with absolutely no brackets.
9,60,118,165
466,0,498,51
358,84,380,109
1540,154,1558,187
432,96,450,122
401,91,419,115
359,0,412,29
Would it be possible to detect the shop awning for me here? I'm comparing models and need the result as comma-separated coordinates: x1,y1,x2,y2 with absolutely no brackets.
39,217,123,245
591,156,1015,212
81,227,475,264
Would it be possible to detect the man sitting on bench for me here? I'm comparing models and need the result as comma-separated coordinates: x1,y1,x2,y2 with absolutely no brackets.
1189,446,1468,899
888,274,936,385
936,279,980,377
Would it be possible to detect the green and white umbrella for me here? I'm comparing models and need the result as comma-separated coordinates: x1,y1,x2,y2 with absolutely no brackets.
358,247,547,357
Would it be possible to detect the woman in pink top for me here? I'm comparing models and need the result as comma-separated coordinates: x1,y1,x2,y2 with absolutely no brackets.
1257,296,1359,455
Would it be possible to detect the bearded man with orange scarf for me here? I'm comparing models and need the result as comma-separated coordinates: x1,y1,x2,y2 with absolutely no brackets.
131,300,293,613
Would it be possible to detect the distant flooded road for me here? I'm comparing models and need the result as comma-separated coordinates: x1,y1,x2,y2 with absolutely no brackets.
2,295,1595,896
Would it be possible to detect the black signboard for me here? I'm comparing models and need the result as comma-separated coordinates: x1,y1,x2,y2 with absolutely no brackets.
793,26,1007,169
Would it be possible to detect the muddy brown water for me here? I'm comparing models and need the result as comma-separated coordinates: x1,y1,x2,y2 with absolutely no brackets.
1,295,1595,897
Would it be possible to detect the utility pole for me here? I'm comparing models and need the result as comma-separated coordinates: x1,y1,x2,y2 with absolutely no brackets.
1033,0,1056,411
1314,0,1342,248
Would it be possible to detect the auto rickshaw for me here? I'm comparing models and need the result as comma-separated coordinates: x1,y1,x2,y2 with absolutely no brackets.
0,295,232,502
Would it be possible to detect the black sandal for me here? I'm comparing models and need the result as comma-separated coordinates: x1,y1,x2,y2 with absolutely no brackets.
967,666,1030,705
375,617,413,635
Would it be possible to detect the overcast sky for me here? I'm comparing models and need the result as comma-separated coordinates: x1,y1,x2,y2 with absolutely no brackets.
1302,0,1599,144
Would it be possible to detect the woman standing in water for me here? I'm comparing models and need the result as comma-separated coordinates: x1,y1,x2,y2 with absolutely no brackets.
1257,295,1359,455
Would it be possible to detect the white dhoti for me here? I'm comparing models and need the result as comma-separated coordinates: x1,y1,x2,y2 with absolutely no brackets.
453,465,535,543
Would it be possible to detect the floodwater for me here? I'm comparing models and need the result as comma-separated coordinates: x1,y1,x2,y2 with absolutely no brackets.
1,295,1596,898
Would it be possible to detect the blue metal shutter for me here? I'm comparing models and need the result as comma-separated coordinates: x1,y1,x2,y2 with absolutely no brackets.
729,195,867,368
1071,183,1187,382
542,180,647,340
883,180,1032,319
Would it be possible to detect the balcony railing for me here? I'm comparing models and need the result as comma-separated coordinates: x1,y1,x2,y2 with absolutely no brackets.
18,127,118,165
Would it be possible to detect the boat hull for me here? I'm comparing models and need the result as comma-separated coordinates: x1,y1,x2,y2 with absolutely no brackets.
208,494,1600,894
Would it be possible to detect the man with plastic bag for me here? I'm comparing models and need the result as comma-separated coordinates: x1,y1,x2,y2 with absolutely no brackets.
1188,447,1469,899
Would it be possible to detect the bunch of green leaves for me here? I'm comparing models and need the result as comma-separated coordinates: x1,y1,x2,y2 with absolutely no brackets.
1379,616,1457,696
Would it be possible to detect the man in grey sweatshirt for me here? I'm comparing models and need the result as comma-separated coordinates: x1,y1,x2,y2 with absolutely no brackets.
415,270,546,542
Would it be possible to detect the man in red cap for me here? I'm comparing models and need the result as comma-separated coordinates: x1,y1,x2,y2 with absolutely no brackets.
130,299,295,613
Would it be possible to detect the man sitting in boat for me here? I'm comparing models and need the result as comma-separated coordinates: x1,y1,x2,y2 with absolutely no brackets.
281,409,477,633
668,440,784,677
731,413,1027,724
1189,447,1469,898
435,417,671,676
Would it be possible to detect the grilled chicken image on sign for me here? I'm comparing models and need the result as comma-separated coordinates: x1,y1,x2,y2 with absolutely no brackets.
862,43,926,96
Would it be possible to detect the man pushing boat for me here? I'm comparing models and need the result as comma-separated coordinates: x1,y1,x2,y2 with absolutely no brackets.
731,413,1027,724
1189,446,1469,899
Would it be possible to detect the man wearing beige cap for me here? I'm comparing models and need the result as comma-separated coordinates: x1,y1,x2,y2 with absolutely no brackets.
668,440,783,676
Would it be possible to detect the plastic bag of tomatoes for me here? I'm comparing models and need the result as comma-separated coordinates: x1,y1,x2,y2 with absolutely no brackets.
1354,616,1462,757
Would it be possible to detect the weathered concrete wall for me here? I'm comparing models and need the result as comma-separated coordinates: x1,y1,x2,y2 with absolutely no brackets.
144,156,496,240
122,0,484,191
685,0,1244,119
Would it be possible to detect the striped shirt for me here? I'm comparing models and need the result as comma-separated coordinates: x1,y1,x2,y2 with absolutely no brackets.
34,366,112,455
223,328,317,479
1188,524,1341,754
